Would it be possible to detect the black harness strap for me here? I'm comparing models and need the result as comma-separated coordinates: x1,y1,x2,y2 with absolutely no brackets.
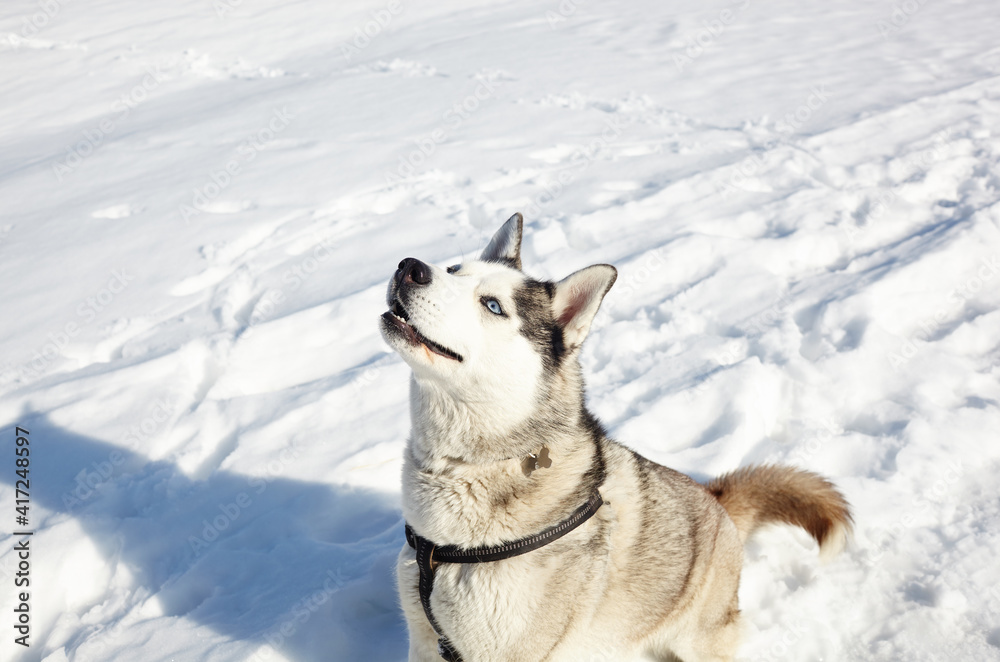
404,491,604,662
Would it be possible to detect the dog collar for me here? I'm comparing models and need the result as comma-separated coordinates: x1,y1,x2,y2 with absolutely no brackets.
404,490,604,662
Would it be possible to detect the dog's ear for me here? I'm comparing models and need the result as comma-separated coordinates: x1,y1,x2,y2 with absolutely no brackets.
481,213,523,269
552,264,617,350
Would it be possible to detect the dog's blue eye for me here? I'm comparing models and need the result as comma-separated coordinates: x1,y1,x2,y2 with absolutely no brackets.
484,298,503,315
447,265,460,274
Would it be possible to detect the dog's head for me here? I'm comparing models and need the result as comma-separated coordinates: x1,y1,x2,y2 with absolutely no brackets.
380,214,617,410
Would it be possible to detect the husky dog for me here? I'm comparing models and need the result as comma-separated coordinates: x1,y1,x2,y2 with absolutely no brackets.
381,214,852,662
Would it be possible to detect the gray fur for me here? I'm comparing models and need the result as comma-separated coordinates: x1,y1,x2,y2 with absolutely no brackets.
480,213,523,269
382,217,852,662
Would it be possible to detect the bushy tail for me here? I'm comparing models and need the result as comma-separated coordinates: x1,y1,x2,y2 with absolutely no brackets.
706,465,853,561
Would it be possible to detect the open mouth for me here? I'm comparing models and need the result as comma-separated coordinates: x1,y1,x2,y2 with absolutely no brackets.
382,300,464,362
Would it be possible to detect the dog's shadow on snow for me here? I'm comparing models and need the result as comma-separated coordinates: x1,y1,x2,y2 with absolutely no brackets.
3,413,406,662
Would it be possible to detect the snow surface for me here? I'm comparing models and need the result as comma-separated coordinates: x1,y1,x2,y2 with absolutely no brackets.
1,0,1000,660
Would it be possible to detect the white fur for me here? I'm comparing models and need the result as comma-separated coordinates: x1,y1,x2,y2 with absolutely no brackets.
390,258,545,462
386,217,849,662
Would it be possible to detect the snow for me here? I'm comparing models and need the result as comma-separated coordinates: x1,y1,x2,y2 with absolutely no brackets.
1,0,999,660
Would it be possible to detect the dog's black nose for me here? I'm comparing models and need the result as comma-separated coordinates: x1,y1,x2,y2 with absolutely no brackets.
396,258,432,286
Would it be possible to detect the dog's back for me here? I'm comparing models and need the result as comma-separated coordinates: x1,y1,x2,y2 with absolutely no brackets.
385,215,852,662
